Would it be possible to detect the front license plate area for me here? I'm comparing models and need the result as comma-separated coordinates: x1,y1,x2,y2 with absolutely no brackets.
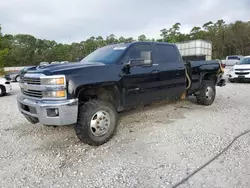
238,75,245,78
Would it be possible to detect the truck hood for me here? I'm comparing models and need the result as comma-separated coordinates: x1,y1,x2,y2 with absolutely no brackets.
233,64,250,69
25,62,105,75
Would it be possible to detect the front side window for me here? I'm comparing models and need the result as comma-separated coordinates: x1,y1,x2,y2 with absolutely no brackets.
121,44,152,64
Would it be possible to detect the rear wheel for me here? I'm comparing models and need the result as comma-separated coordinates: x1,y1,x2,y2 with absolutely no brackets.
0,85,6,97
15,75,20,82
75,100,118,146
196,81,216,106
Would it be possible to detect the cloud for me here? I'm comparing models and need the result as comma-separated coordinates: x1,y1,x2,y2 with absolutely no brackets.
0,0,249,43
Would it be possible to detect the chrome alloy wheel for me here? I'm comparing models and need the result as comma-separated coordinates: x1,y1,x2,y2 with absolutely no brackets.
90,110,111,136
205,86,214,100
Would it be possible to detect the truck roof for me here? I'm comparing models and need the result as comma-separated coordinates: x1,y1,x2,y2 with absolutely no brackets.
129,41,175,45
99,41,177,51
112,41,177,48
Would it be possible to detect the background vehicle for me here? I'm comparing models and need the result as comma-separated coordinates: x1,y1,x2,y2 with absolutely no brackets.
51,61,69,64
0,78,12,97
222,55,243,66
228,55,250,82
39,62,49,66
4,70,20,82
4,66,34,82
17,42,225,146
61,61,69,64
50,61,60,64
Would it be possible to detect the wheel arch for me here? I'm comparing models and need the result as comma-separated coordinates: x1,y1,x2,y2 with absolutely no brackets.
76,83,122,111
15,75,20,82
201,73,218,85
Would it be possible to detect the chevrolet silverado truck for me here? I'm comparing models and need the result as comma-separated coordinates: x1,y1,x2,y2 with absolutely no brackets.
17,42,225,145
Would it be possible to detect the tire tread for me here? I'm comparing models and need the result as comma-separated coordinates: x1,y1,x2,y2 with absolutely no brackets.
196,80,216,106
75,100,118,146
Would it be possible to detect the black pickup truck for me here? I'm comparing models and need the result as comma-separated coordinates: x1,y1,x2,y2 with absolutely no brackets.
17,42,225,145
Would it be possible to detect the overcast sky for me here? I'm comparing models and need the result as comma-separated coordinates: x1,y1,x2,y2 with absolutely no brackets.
0,0,249,43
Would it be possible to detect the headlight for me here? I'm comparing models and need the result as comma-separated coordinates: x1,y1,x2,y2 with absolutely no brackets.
229,68,234,72
41,76,65,85
40,75,66,99
43,90,66,98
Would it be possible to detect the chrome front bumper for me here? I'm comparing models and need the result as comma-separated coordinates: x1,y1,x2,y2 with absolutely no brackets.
228,70,250,80
17,94,78,126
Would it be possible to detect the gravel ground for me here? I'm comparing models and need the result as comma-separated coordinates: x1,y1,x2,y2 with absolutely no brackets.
0,72,250,188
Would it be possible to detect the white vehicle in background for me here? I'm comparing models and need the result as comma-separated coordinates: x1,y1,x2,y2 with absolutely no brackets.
50,61,60,64
39,62,49,66
61,61,69,64
222,55,243,66
228,56,250,82
50,61,69,64
0,78,12,97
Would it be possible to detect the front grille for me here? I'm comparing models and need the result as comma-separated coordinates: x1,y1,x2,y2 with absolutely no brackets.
21,77,41,85
235,69,250,71
235,72,249,75
21,89,42,98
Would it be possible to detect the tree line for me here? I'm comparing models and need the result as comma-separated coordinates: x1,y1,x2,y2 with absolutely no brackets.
0,19,250,68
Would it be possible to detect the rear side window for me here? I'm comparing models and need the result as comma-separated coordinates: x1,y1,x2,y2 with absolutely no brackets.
155,44,179,63
227,56,240,60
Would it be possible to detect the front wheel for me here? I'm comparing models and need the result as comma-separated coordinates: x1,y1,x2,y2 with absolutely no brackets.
196,81,216,106
0,85,6,97
75,100,118,146
15,75,20,82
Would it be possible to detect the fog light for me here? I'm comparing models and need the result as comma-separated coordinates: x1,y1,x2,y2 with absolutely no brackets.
47,108,59,117
229,74,232,78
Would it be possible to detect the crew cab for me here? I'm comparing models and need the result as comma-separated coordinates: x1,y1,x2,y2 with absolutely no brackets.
228,55,250,82
17,42,225,145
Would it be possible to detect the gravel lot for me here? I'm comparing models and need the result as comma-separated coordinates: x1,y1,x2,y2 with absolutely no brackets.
0,71,250,188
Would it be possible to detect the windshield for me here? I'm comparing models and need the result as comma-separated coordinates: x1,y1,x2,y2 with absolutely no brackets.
80,44,128,64
239,57,250,64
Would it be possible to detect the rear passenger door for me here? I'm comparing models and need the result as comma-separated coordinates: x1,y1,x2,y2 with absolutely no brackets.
154,44,186,99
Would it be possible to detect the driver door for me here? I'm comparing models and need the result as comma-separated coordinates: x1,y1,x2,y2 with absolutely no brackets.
120,43,161,107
